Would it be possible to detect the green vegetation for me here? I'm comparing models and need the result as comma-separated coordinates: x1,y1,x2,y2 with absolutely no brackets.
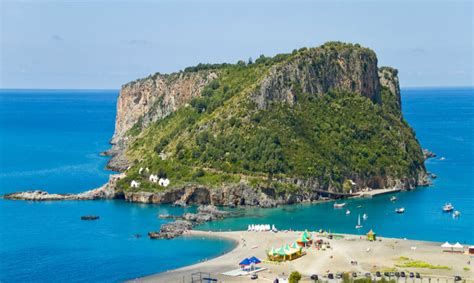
289,271,302,283
116,42,425,194
464,267,470,271
395,257,451,270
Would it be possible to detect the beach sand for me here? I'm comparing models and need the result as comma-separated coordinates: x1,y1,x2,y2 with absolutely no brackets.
131,230,473,283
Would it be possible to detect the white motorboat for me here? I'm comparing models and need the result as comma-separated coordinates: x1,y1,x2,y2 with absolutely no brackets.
390,196,397,202
346,209,351,215
453,211,461,217
334,203,346,208
442,203,454,212
395,207,405,214
362,213,368,220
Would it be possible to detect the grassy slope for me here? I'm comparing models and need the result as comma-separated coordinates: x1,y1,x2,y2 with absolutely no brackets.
117,43,424,193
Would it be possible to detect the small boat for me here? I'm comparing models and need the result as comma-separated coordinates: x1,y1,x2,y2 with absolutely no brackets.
395,208,405,214
334,203,346,208
355,214,363,229
81,215,99,220
442,203,454,212
346,209,351,215
439,157,446,160
390,196,397,202
453,211,461,217
362,213,368,220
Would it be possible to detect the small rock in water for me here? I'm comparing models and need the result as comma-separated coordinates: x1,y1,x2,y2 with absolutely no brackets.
81,215,100,220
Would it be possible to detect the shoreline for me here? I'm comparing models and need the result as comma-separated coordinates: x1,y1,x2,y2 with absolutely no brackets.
131,230,474,283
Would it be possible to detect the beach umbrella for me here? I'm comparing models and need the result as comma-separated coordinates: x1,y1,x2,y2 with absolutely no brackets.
268,247,276,256
249,256,261,264
303,229,312,239
239,258,251,266
291,242,298,249
276,247,287,256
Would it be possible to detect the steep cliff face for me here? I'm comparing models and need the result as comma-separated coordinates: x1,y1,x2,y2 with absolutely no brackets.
379,66,401,109
107,71,218,170
252,44,381,109
107,42,427,206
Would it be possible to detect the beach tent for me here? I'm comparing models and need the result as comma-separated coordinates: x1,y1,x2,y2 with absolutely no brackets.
366,230,376,241
441,242,452,248
297,234,310,247
453,242,464,249
302,230,312,239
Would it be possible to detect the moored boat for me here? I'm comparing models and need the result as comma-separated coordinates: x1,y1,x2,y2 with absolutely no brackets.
81,215,99,220
390,196,397,202
442,203,454,212
453,210,461,217
395,208,405,214
346,209,351,215
334,203,346,208
362,213,368,220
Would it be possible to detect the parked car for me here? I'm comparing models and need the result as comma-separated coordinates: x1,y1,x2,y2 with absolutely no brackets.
389,272,395,277
384,272,390,277
352,272,358,278
415,272,421,279
394,272,400,277
400,272,406,278
454,276,462,281
328,273,334,279
336,273,343,279
365,273,372,278
376,271,382,277
409,272,414,278
310,274,318,280
250,273,258,280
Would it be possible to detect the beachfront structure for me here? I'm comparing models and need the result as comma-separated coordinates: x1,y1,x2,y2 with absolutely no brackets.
130,180,140,188
267,245,302,262
367,229,376,241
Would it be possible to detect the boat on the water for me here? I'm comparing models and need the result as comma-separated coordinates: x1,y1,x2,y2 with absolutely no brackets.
395,208,405,214
390,196,397,202
346,209,351,215
442,203,454,212
355,214,363,229
453,210,461,217
362,213,368,220
81,215,99,220
334,203,346,208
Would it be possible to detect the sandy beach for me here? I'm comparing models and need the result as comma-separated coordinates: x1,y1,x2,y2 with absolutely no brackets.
130,230,473,283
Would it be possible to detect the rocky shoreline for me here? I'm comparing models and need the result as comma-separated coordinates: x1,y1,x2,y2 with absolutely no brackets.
2,174,125,201
149,205,229,239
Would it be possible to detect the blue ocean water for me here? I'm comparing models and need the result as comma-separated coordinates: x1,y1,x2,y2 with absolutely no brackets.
0,87,473,282
0,90,235,283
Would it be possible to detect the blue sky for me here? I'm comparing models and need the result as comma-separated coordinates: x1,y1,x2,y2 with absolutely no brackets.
1,0,472,89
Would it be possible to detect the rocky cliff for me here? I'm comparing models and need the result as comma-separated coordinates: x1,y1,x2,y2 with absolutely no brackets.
106,71,218,170
252,44,381,109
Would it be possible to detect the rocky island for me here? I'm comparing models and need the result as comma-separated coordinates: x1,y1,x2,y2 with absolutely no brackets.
4,42,429,207
104,41,429,207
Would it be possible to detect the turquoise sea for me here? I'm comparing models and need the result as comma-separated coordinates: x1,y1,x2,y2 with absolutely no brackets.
0,87,473,282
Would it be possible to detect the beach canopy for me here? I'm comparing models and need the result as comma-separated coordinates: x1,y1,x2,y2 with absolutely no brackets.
268,247,276,256
290,242,299,249
302,230,312,239
249,256,261,264
276,247,287,256
453,242,464,249
441,242,453,248
239,258,251,266
297,235,309,243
